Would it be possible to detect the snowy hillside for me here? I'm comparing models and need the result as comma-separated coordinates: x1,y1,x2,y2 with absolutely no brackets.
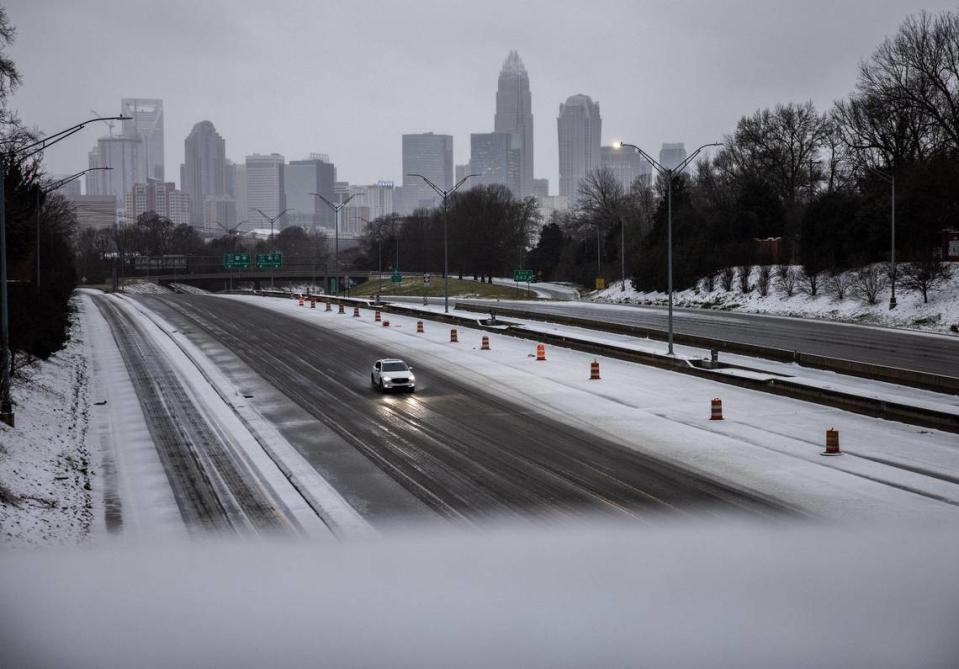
589,264,959,335
0,299,94,546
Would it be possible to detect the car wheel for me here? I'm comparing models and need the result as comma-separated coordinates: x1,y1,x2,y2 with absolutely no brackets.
378,379,385,393
371,373,376,388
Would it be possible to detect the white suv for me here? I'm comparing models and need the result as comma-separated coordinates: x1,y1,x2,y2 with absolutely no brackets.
371,359,416,393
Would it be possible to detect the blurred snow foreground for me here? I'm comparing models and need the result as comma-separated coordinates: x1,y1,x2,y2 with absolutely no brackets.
1,522,957,668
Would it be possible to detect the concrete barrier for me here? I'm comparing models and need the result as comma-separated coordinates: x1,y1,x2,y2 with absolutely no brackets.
453,303,959,395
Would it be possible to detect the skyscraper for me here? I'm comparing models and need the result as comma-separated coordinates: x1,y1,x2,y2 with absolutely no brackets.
227,162,248,229
601,144,652,192
470,132,515,190
557,94,601,199
494,50,534,197
398,133,452,214
86,145,105,196
532,178,549,199
659,143,687,170
402,133,453,190
121,98,164,182
245,153,286,224
124,181,192,226
285,155,336,230
93,135,144,215
181,120,228,228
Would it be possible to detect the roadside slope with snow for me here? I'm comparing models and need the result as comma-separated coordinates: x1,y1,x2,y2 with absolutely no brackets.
589,263,959,335
0,299,93,547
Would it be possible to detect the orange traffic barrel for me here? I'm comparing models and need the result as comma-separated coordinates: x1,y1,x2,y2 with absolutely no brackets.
481,335,490,350
590,360,601,380
710,398,723,420
822,428,841,456
536,343,546,361
450,328,459,343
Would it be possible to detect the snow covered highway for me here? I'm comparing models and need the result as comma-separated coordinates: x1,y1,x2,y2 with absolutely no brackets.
136,294,784,522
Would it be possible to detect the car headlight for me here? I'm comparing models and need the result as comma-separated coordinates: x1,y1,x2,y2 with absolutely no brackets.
382,376,392,382
408,375,415,383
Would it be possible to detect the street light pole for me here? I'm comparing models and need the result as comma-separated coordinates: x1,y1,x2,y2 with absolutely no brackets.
408,173,477,313
620,214,626,292
858,165,897,309
616,141,721,355
1,115,128,427
216,219,248,293
358,217,383,302
252,207,291,290
315,193,354,296
596,226,601,278
891,174,896,309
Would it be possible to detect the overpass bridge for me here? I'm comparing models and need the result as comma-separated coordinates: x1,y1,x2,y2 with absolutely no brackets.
140,269,389,293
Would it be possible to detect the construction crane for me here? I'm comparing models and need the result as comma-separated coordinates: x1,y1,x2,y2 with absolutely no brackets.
89,109,115,137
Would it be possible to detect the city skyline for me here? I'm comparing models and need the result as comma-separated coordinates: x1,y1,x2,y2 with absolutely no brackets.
10,1,949,195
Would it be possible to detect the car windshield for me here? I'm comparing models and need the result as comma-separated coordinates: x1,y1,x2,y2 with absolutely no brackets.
382,362,409,372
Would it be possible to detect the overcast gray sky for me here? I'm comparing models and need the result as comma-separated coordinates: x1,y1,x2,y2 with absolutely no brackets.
7,0,955,193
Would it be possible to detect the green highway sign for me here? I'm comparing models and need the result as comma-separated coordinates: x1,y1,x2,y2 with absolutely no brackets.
256,252,283,269
513,269,534,282
391,272,402,283
223,253,250,269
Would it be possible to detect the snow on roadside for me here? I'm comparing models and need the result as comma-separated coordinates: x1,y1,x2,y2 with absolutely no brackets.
122,280,172,295
0,298,93,547
169,283,209,295
588,263,959,335
490,278,582,299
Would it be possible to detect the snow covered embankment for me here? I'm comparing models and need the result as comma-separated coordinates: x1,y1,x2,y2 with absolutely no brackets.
0,299,93,547
589,263,959,335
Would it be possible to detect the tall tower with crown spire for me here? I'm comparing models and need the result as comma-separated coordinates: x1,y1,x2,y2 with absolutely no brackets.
494,50,534,197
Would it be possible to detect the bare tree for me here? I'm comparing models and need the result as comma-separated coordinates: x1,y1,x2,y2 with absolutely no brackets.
702,272,716,292
899,258,954,303
577,167,624,230
737,264,753,293
0,7,21,108
756,265,771,296
857,10,959,153
828,271,853,300
834,90,937,173
720,266,736,291
853,265,889,304
800,267,823,296
726,101,830,205
775,264,798,296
